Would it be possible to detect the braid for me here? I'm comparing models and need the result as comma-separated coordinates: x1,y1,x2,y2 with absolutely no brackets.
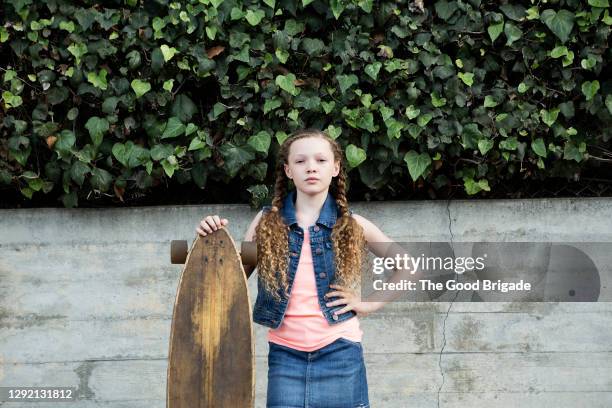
271,159,288,212
334,166,350,216
329,141,366,290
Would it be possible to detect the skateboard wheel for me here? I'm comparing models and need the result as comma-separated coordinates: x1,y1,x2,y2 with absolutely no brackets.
170,240,188,264
240,241,257,266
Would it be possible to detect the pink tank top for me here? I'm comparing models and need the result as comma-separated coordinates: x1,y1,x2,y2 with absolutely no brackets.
267,228,363,351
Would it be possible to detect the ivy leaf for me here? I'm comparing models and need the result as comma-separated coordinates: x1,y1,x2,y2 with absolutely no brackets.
499,136,518,151
160,44,178,62
248,131,271,153
101,98,121,116
435,0,458,20
113,142,146,169
54,130,76,154
464,177,490,195
581,80,600,101
531,138,547,158
206,26,217,40
2,91,23,109
550,45,569,58
171,94,197,122
581,56,597,70
478,138,494,155
161,117,186,139
484,95,500,108
336,74,358,94
301,38,325,56
321,101,335,114
431,92,447,107
70,161,90,186
504,22,523,46
212,102,226,119
126,50,141,69
219,143,255,178
67,42,88,65
275,131,289,145
330,0,345,19
275,73,300,96
385,118,404,139
264,98,282,114
87,69,108,90
163,79,174,92
541,9,575,43
605,95,612,115
488,21,504,42
150,144,174,161
417,113,433,127
284,19,305,36
325,125,342,140
540,108,560,127
500,4,527,21
161,155,179,178
90,167,113,192
405,105,420,120
379,106,394,122
403,150,431,181
365,62,382,80
563,141,583,162
275,48,289,64
353,111,377,132
458,72,474,86
131,79,151,98
345,144,367,168
588,0,609,6
188,137,206,151
245,9,265,26
112,142,133,168
59,21,75,33
85,116,109,147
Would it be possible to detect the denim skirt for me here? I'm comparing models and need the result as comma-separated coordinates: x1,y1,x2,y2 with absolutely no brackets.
266,337,369,408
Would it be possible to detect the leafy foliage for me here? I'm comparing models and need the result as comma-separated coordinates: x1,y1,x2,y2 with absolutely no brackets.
0,0,611,207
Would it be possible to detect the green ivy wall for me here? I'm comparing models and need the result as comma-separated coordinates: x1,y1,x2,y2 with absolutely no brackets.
0,0,610,207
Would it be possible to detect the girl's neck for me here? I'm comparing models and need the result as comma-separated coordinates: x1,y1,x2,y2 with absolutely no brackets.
294,189,328,228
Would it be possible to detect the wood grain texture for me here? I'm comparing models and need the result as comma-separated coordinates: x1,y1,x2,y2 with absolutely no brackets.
166,228,254,408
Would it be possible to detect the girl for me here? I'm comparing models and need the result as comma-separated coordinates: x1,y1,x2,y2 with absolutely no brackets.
196,128,395,408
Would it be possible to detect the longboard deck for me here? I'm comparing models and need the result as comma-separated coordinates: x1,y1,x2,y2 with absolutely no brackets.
167,228,254,408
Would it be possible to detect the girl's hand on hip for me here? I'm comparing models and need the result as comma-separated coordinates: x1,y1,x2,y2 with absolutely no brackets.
196,215,228,236
324,284,381,318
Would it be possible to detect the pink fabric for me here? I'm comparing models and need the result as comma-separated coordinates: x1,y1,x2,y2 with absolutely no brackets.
267,228,363,351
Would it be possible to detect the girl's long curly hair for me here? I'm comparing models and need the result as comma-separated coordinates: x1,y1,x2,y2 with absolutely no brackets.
254,128,367,301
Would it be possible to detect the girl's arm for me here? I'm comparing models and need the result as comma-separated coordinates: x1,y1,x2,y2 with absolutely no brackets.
242,210,264,280
352,213,392,247
352,213,420,307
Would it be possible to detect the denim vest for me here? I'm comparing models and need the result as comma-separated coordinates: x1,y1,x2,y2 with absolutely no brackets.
252,190,356,329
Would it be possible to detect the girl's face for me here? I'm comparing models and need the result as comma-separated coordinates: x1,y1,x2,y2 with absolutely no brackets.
284,136,340,195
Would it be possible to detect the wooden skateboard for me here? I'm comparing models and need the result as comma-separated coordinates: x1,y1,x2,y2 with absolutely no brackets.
167,228,257,408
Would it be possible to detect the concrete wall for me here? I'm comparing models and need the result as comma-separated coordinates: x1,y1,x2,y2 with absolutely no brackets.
1,197,611,407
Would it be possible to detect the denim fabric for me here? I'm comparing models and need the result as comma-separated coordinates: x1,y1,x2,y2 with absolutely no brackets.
266,338,369,408
252,190,356,329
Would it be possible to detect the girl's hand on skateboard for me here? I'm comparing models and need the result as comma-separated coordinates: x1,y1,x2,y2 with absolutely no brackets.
196,215,228,236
